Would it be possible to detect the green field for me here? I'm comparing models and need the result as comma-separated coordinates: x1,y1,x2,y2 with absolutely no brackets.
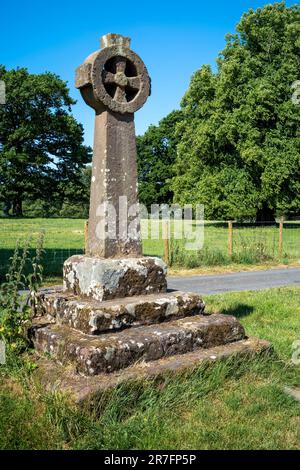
1,286,300,450
0,218,299,279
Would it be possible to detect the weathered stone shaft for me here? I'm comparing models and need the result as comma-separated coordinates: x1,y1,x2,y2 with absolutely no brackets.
87,110,142,258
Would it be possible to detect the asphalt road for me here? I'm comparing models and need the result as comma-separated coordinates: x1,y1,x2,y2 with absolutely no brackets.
168,267,300,295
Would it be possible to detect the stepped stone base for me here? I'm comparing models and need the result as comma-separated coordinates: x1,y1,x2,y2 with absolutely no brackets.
33,337,271,404
32,314,245,375
63,255,167,301
37,287,205,335
32,253,270,404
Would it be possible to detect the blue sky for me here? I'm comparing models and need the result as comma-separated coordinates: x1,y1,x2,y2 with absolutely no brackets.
1,1,295,145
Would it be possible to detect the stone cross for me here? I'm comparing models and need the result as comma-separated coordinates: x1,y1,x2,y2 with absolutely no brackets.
75,33,151,258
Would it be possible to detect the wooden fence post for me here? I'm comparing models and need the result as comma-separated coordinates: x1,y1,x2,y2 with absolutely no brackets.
228,221,233,258
84,220,89,254
279,218,284,258
163,220,169,265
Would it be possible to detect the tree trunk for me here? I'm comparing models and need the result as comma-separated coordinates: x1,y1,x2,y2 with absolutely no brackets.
13,198,23,217
256,205,275,223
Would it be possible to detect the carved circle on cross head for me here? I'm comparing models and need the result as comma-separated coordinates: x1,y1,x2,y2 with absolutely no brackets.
91,46,151,114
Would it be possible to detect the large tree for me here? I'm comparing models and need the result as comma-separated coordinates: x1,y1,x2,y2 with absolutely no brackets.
172,2,300,220
0,66,91,216
137,110,182,208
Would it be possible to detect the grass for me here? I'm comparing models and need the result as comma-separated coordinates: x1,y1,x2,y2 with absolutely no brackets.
0,218,299,280
1,286,300,450
0,218,86,280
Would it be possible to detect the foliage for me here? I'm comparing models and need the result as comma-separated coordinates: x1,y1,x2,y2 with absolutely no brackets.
22,199,61,218
137,110,183,208
16,167,91,218
0,66,92,216
59,166,91,218
170,2,300,220
0,233,44,352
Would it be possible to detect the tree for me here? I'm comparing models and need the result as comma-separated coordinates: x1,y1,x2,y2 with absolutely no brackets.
172,2,300,221
59,165,91,218
137,110,182,208
0,66,91,216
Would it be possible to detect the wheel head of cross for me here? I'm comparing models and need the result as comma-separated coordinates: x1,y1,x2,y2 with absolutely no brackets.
75,33,151,114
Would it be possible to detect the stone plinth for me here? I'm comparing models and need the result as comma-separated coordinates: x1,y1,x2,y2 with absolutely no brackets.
32,314,245,375
37,287,205,335
63,255,167,301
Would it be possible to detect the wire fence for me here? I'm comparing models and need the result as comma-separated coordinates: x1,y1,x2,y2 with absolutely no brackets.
0,218,299,279
167,221,300,268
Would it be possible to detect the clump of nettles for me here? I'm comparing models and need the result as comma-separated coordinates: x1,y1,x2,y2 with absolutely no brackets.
0,232,44,353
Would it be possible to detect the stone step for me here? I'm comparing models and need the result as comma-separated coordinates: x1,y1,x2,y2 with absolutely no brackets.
63,256,167,301
37,287,205,335
32,314,245,376
35,337,271,403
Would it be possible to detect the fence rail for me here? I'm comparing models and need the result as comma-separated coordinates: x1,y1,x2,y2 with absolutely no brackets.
0,218,299,279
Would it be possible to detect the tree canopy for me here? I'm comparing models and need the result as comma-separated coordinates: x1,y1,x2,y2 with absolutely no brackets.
0,66,91,216
171,2,300,220
137,110,182,208
137,2,300,221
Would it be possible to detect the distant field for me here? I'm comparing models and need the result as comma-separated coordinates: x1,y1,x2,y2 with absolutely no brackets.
0,218,299,279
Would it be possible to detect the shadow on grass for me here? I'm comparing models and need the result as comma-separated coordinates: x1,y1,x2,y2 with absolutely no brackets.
0,248,84,282
219,304,254,318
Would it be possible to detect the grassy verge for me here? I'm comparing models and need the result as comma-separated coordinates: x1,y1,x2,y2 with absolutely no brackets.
169,260,300,276
1,286,300,450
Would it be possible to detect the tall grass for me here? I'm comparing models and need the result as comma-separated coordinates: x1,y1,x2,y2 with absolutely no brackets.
1,352,300,450
169,237,276,269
